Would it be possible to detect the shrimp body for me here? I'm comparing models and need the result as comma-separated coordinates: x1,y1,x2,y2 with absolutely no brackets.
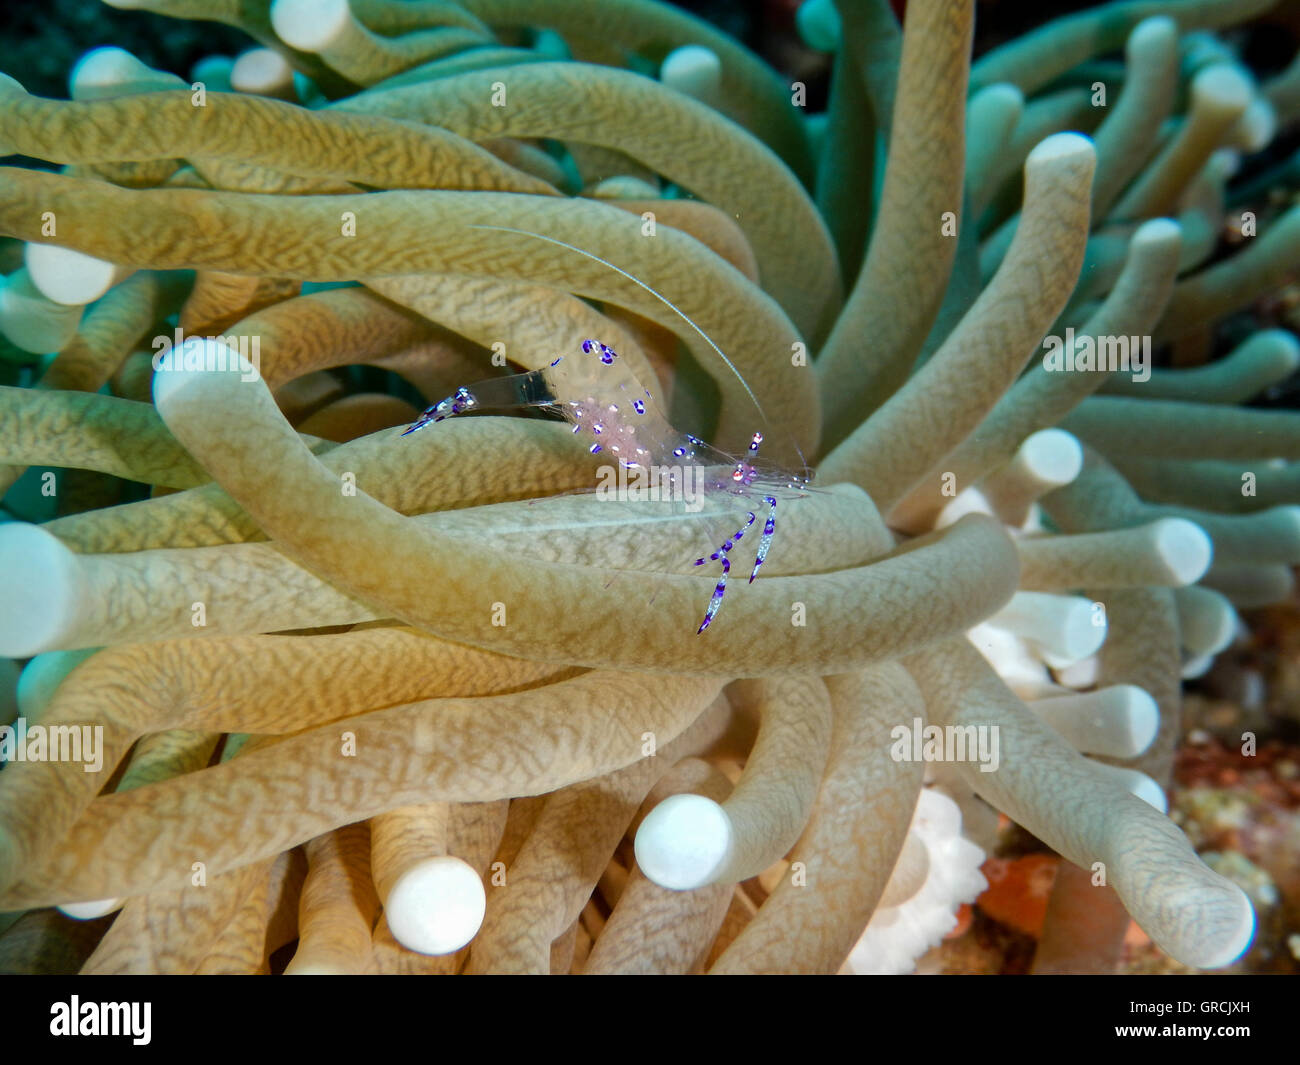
549,340,691,471
401,339,810,634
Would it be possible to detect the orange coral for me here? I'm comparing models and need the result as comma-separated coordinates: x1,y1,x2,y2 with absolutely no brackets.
977,854,1060,937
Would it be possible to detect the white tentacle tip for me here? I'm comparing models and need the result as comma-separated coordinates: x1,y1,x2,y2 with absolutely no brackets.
1257,328,1300,369
1191,64,1253,114
974,83,1024,111
659,45,722,100
57,897,123,920
68,45,185,99
0,524,84,659
384,855,485,955
1018,428,1083,487
1026,131,1096,167
1112,685,1160,757
795,0,841,52
1129,773,1167,814
230,48,296,97
151,337,255,409
1233,97,1277,153
24,243,122,307
634,793,733,891
1102,765,1168,813
69,46,143,94
1152,517,1213,585
270,0,351,52
1176,586,1237,657
991,591,1106,664
1132,216,1182,248
1195,883,1256,970
1128,15,1177,52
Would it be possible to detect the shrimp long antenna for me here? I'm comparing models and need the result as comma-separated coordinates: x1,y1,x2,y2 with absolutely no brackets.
469,222,773,433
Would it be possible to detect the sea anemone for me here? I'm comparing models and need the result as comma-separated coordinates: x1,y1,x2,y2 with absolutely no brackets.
0,0,1297,975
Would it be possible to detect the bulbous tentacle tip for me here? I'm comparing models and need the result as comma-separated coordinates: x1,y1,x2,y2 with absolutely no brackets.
1113,685,1160,757
384,855,486,956
24,242,122,307
634,792,734,891
1152,517,1214,585
1132,216,1183,248
1128,14,1178,54
0,523,83,659
56,897,125,921
270,0,352,53
151,338,255,412
1188,881,1257,971
1026,130,1097,168
659,44,722,99
795,0,841,53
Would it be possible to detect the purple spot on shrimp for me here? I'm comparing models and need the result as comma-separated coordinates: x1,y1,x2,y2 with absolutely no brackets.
590,443,602,454
551,357,563,367
581,339,596,353
633,399,645,414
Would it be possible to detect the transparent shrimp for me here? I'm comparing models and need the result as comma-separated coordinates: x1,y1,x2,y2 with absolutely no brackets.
401,338,812,633
398,227,814,634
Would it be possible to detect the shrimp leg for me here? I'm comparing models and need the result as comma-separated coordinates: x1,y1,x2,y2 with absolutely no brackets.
694,511,757,634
